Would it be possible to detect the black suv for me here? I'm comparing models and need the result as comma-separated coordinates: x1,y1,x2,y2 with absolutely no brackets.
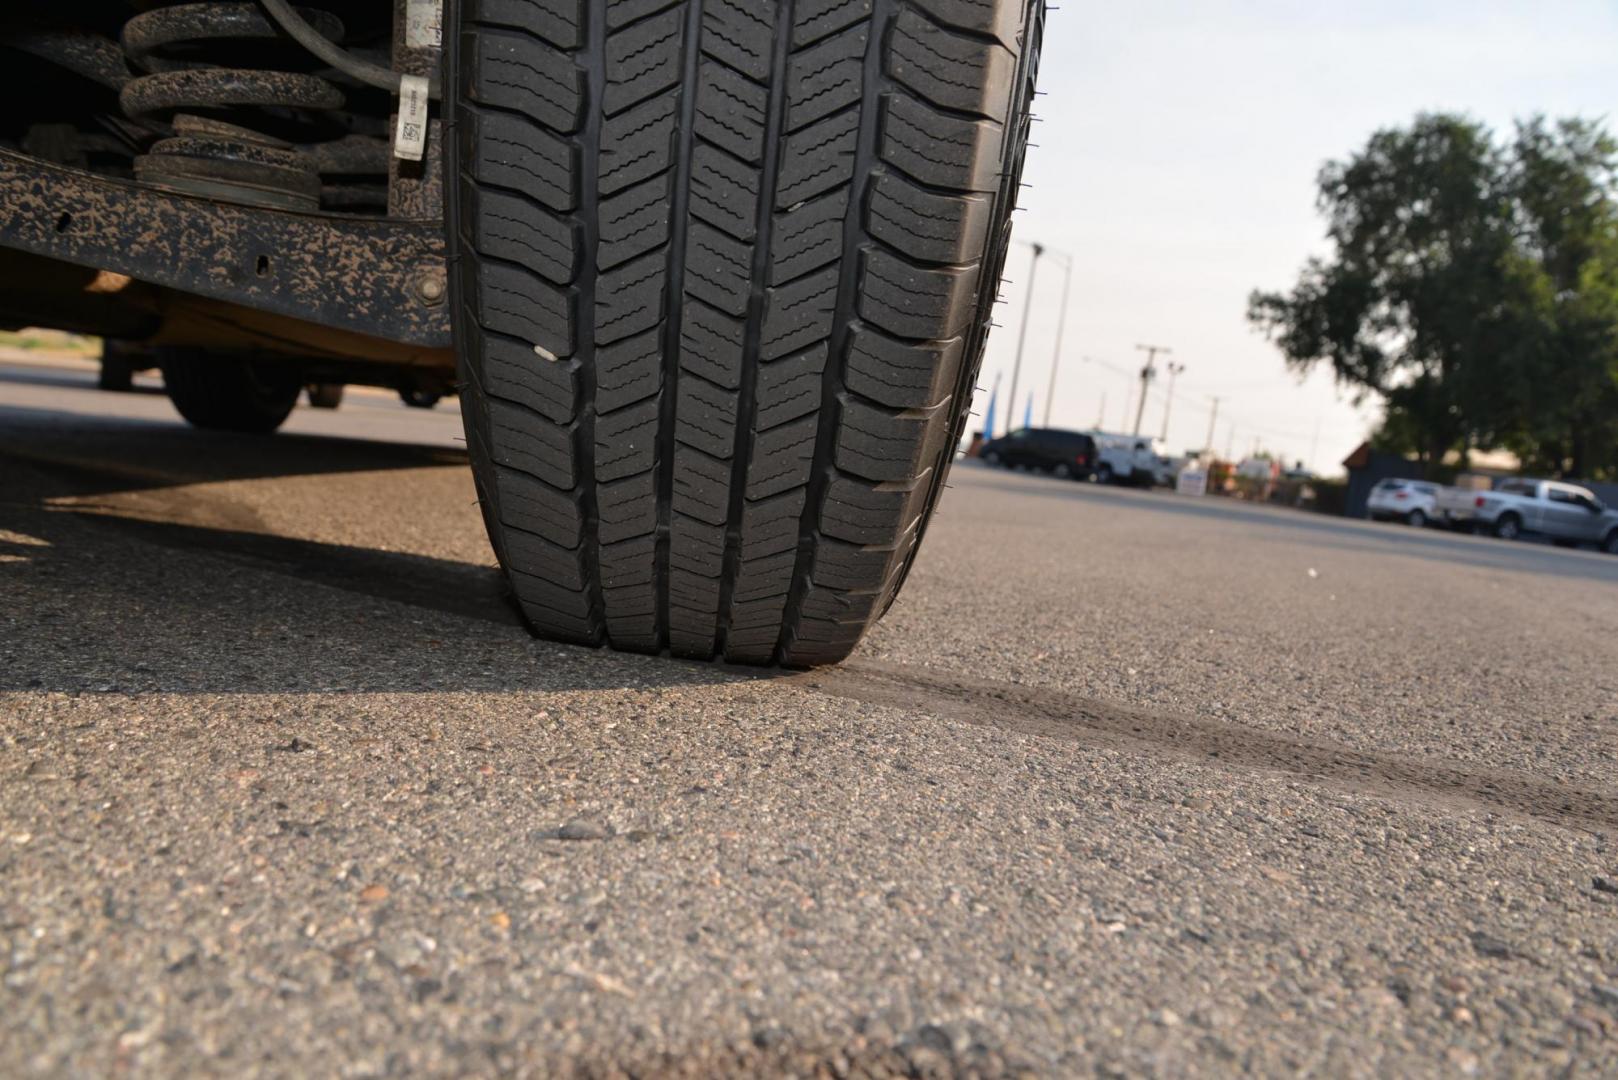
979,428,1098,480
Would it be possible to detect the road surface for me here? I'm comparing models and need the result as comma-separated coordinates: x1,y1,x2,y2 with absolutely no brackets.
3,357,1616,1076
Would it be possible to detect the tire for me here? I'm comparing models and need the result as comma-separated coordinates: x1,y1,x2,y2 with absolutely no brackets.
447,0,1044,665
161,350,301,434
983,450,1002,467
1096,463,1115,485
1493,513,1522,541
1603,530,1618,555
1406,508,1426,528
1052,462,1072,480
98,350,135,392
307,383,345,409
401,389,443,409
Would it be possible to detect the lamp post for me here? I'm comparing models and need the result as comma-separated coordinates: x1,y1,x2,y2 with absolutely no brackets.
1041,252,1073,428
1005,241,1043,436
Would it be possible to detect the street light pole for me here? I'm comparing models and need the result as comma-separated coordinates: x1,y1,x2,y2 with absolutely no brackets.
1041,254,1073,428
1159,360,1185,443
1204,397,1220,456
1132,343,1171,437
1005,242,1043,436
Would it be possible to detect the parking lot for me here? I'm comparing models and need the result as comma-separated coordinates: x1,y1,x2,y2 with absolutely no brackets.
3,357,1617,1075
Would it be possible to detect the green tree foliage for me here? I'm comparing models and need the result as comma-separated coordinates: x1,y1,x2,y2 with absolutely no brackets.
1250,114,1618,479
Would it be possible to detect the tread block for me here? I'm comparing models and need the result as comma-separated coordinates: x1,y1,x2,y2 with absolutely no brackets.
469,186,578,284
867,170,992,265
776,109,858,207
910,0,1021,46
859,247,981,339
822,474,921,544
835,396,937,483
596,329,663,412
597,473,658,543
607,0,682,29
493,466,583,548
704,0,778,81
685,222,754,315
675,376,739,458
786,24,867,132
771,190,848,284
844,323,963,409
737,489,805,557
472,325,578,422
672,445,732,524
887,8,1014,119
462,107,577,211
747,414,819,498
695,61,769,162
600,175,672,268
792,0,872,47
680,300,746,388
466,0,583,48
488,398,576,488
754,344,826,429
601,94,679,194
760,265,838,360
690,143,761,238
473,261,575,360
604,6,686,115
464,27,584,133
878,93,1003,193
596,397,660,481
596,251,667,342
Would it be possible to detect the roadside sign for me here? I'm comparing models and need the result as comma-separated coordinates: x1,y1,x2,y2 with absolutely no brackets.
1176,468,1208,496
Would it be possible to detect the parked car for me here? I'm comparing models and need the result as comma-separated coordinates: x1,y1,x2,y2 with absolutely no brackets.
1436,478,1618,551
979,428,1098,480
1367,478,1442,527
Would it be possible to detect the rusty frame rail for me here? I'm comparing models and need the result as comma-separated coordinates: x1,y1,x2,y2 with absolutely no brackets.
0,149,450,347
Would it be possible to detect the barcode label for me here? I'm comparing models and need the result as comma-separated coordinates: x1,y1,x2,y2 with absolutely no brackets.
394,75,430,162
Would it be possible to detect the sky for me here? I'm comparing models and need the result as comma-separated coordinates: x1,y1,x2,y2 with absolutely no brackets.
976,0,1618,474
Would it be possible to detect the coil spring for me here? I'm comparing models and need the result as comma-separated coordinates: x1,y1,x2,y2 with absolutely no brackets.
118,2,359,210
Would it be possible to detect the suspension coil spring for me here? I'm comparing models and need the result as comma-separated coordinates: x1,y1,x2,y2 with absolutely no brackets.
119,2,350,211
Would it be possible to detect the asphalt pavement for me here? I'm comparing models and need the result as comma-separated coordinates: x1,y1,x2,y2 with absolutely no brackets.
3,356,1616,1077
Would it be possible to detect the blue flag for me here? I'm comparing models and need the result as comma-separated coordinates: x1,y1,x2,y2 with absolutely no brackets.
1022,393,1033,430
982,376,999,439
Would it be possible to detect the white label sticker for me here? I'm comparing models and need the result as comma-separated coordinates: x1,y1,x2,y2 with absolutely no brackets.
394,74,430,162
405,0,443,49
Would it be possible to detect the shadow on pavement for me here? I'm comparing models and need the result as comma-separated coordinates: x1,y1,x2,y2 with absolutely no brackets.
0,419,754,696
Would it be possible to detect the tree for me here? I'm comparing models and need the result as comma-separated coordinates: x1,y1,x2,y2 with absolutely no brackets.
1499,118,1618,479
1250,113,1618,479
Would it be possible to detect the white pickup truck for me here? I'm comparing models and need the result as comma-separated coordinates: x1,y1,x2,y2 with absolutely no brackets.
1437,478,1618,552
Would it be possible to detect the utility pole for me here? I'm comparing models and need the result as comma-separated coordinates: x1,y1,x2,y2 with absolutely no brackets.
1203,397,1220,457
1005,242,1042,436
1132,343,1171,437
1158,360,1185,443
1041,254,1073,428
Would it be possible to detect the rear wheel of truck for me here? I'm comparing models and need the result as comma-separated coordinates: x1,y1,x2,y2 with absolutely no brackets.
447,0,1044,665
161,350,302,434
1493,513,1522,541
